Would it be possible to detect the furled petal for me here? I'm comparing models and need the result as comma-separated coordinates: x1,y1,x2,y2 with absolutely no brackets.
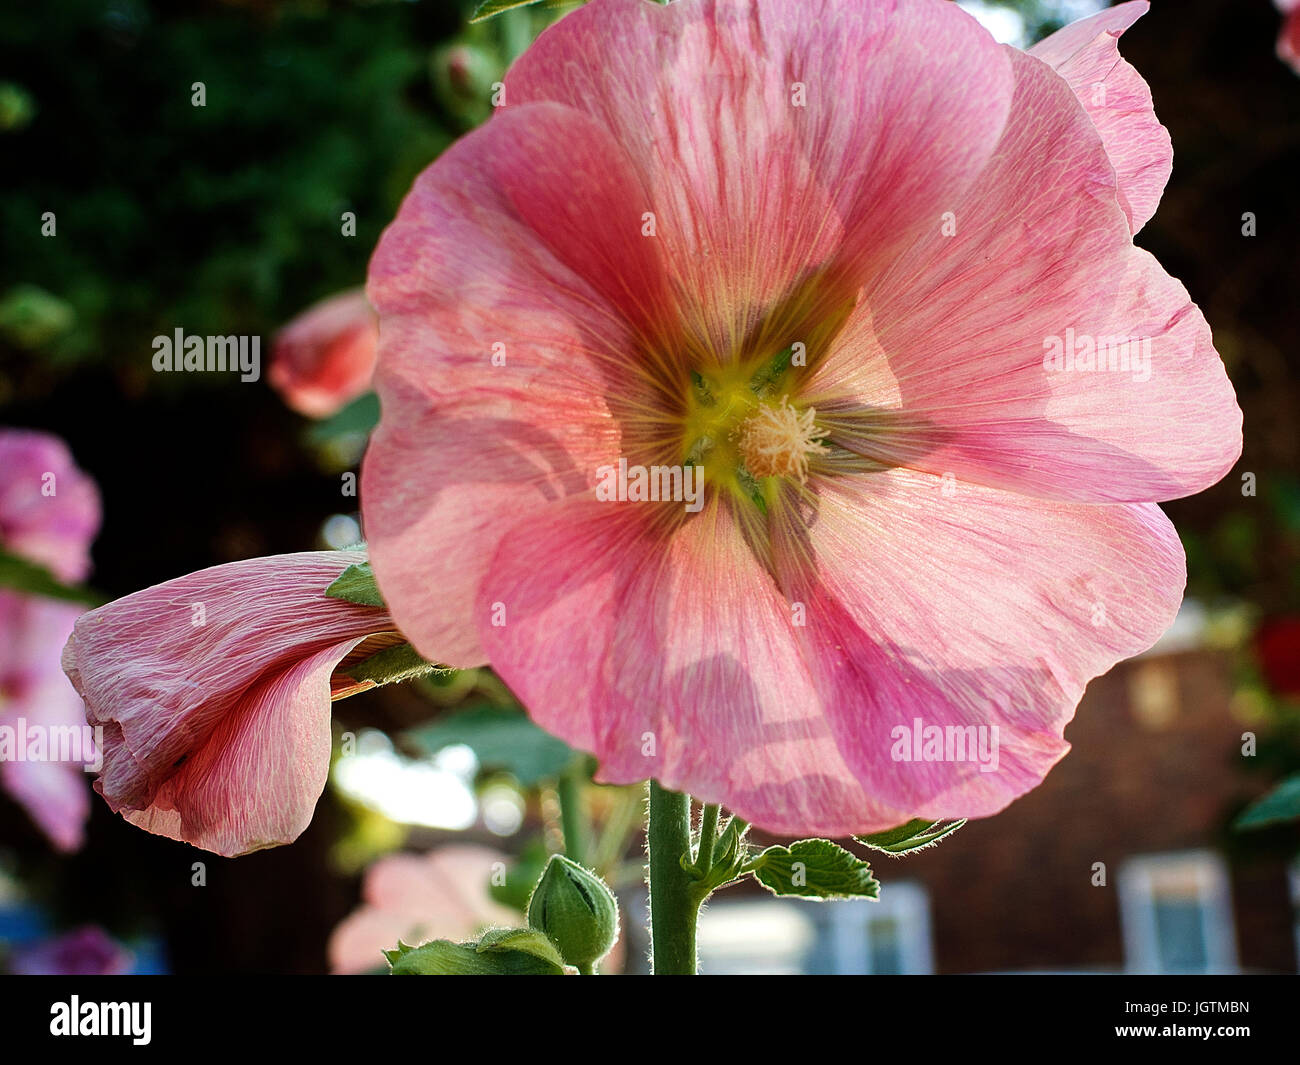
0,429,100,582
61,551,395,856
1028,1,1171,233
840,46,1240,503
269,290,379,419
0,593,92,851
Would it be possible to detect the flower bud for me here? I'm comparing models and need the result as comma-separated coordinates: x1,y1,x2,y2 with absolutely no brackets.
526,855,619,969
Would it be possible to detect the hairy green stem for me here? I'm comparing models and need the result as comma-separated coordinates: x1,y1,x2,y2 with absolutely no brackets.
647,781,700,975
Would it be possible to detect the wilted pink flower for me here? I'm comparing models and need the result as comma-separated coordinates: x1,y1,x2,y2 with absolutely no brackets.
62,551,399,856
8,924,133,976
328,844,518,974
269,289,379,419
362,0,1241,835
1277,0,1300,74
0,428,100,851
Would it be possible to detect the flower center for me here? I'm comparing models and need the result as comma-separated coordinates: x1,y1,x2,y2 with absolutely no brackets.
735,397,828,484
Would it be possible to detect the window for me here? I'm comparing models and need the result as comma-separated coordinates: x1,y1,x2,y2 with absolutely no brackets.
1118,851,1237,974
697,882,933,975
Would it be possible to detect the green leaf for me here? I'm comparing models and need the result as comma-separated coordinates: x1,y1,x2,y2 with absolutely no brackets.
856,818,966,856
403,703,577,786
384,934,564,975
489,839,549,911
1235,774,1300,830
345,642,438,687
468,0,549,24
305,391,380,446
749,839,879,900
475,927,568,971
325,560,384,608
0,548,101,606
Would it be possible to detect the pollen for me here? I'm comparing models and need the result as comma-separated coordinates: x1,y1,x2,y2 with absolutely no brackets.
735,397,829,483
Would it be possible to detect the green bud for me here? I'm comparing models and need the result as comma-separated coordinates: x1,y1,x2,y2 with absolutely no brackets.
526,855,619,970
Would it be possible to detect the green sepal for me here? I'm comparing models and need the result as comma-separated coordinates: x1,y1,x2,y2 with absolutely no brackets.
1234,774,1300,830
748,838,879,900
384,931,566,975
855,818,966,856
345,642,439,688
325,560,384,608
0,547,101,606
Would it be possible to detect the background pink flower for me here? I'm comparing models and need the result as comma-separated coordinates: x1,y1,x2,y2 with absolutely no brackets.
269,289,380,419
7,924,133,976
1277,0,1300,74
62,550,398,857
328,844,518,974
0,428,100,852
362,0,1240,836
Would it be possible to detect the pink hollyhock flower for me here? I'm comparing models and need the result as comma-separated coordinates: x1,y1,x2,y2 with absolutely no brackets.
8,925,133,976
61,551,400,856
328,844,519,974
269,289,380,419
0,428,100,851
362,0,1242,836
1277,0,1300,74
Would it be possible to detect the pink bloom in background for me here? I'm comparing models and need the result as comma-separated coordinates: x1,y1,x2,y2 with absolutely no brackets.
62,550,399,856
363,0,1241,835
7,924,133,976
269,289,380,419
328,845,518,974
0,429,100,852
1277,0,1300,74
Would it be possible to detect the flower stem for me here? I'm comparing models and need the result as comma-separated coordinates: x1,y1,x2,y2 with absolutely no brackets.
557,763,587,864
695,803,720,874
647,780,700,974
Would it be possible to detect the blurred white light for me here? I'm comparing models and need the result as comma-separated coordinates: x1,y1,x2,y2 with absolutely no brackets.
333,729,477,829
957,1,1027,46
479,782,526,837
321,513,362,550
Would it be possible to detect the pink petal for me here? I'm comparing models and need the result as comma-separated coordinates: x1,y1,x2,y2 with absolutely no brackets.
365,106,662,667
845,47,1240,503
472,473,1183,835
62,551,394,856
269,290,379,419
504,0,1014,347
1028,1,1171,233
475,498,909,836
329,844,516,973
770,469,1185,821
0,429,100,583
